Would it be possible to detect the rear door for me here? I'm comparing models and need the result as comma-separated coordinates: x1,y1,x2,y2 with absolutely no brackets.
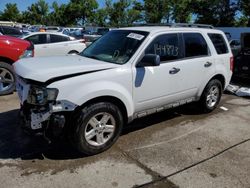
180,32,216,97
46,34,71,55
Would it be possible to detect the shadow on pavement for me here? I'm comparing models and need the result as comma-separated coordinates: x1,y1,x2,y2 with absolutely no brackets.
0,109,85,160
0,103,209,161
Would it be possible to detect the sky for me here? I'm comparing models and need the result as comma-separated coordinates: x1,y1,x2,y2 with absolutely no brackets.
0,0,107,12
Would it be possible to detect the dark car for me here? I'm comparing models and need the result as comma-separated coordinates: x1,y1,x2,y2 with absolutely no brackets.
0,26,23,37
234,33,250,77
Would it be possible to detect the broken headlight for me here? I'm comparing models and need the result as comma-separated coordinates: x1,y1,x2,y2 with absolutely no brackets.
27,86,58,105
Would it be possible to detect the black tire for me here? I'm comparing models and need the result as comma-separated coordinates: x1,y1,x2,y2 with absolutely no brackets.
0,61,15,96
199,79,222,113
72,102,123,155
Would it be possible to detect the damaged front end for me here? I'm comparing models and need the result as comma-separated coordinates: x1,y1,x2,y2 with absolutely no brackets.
16,76,77,141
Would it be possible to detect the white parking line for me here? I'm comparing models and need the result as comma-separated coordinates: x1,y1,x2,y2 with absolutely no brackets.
220,106,229,111
127,126,205,151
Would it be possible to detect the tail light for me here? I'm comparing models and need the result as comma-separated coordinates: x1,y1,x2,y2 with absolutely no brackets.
230,56,234,71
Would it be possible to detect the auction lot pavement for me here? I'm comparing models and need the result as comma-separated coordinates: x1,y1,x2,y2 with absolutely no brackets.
0,93,250,188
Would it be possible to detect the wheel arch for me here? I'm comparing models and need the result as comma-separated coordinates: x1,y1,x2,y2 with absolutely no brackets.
209,74,226,89
77,95,129,124
0,56,15,65
197,74,226,99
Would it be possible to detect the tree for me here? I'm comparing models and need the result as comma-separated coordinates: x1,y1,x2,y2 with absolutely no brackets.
240,0,250,26
169,0,193,23
126,1,144,25
106,0,130,27
64,0,98,25
144,0,171,23
104,0,141,27
1,3,21,22
47,2,68,26
193,0,238,27
94,8,109,27
22,0,49,25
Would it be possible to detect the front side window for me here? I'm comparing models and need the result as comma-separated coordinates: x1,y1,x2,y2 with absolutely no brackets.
26,34,47,44
50,34,69,43
184,33,209,58
208,33,229,54
80,30,149,64
145,34,180,62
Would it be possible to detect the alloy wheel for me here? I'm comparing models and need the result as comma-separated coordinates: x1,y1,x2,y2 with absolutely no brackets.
84,112,116,147
0,68,15,93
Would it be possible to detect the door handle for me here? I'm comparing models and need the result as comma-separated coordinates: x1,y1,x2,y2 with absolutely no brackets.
204,62,212,67
42,46,47,48
169,67,180,74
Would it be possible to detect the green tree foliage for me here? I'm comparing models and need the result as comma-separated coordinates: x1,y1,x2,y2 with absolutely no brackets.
104,0,142,27
47,2,68,26
240,0,250,26
64,0,98,25
94,8,109,27
193,0,238,26
22,0,49,25
1,3,21,22
169,0,193,23
106,0,130,26
144,0,171,23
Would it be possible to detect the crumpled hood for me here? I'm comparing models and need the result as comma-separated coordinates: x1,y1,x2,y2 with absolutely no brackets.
14,55,119,83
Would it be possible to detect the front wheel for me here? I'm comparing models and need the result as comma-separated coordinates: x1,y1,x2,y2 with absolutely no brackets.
72,102,123,155
0,61,15,96
199,79,222,113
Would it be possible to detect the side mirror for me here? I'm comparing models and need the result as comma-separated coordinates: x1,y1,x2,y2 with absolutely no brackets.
136,54,160,67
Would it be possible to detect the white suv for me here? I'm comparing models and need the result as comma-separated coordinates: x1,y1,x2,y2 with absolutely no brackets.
14,25,233,155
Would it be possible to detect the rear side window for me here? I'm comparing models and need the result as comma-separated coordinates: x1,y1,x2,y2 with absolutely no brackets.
208,33,229,54
26,34,47,44
145,34,180,62
183,33,208,58
50,34,69,43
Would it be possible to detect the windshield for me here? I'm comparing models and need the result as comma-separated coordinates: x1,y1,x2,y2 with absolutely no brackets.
80,30,148,64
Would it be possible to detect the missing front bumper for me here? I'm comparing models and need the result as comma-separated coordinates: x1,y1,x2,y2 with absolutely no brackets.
20,100,77,136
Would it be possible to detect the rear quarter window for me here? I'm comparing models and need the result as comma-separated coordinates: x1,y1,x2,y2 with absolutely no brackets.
50,34,69,43
208,33,229,54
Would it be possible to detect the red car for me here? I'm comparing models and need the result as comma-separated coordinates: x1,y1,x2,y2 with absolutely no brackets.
0,35,34,95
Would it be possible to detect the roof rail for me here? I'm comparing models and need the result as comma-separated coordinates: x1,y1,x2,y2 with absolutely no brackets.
171,23,214,29
134,23,214,29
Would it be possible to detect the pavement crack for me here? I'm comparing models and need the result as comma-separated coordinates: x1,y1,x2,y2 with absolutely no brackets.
135,138,250,187
116,146,164,181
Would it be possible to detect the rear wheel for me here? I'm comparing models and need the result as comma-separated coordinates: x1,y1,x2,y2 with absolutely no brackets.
72,102,123,155
0,62,15,96
199,79,222,113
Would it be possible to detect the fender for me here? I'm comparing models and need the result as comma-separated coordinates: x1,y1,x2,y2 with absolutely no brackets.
49,79,134,119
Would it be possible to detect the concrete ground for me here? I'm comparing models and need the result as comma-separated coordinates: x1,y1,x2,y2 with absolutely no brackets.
0,92,250,188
